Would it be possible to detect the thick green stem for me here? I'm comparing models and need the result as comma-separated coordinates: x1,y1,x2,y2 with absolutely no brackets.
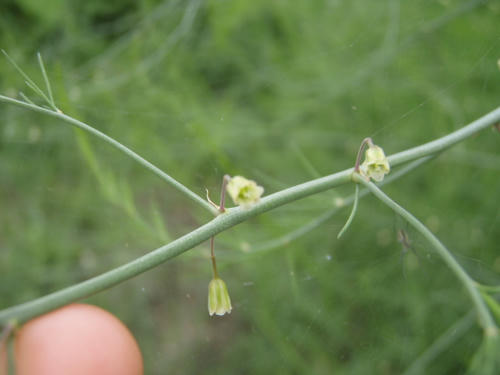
0,95,218,215
1,97,499,325
354,175,498,336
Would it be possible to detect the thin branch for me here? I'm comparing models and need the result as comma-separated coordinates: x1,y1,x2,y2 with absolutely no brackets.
19,92,35,105
1,50,53,107
337,183,359,238
37,52,55,109
2,50,45,98
354,174,498,335
0,94,218,215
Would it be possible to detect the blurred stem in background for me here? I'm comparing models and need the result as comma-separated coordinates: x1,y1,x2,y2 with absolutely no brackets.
403,311,476,375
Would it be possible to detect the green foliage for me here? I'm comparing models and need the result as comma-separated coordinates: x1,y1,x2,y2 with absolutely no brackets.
1,0,500,374
468,335,500,375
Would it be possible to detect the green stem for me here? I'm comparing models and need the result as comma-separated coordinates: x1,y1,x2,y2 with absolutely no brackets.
0,99,499,325
337,183,359,238
0,95,218,215
1,50,52,107
354,175,498,335
36,52,55,109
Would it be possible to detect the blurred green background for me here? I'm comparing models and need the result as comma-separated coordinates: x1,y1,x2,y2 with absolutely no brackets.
1,0,500,373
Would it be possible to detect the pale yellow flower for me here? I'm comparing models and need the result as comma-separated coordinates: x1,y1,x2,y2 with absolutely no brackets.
208,277,232,316
226,176,264,208
359,145,390,182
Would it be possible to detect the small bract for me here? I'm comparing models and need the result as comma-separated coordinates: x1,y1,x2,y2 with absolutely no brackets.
226,176,264,208
208,277,232,316
360,145,390,182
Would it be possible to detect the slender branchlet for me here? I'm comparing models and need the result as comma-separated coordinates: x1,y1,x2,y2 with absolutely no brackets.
354,174,498,336
337,183,359,238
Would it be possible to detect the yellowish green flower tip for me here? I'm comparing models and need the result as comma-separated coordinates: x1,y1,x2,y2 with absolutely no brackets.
226,176,264,208
359,144,390,182
208,277,232,316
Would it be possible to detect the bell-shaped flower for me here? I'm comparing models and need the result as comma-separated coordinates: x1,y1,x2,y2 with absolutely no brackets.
226,176,264,208
359,145,390,182
208,277,232,316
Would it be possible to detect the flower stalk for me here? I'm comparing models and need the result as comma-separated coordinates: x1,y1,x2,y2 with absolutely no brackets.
207,175,232,316
210,236,218,279
207,235,232,316
354,137,374,173
207,236,232,316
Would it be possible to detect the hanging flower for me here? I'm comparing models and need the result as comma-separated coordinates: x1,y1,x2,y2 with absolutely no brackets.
359,144,390,182
226,176,264,208
208,277,232,316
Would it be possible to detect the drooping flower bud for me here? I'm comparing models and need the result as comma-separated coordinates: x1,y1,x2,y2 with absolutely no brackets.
359,144,390,182
208,277,232,316
226,176,264,208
